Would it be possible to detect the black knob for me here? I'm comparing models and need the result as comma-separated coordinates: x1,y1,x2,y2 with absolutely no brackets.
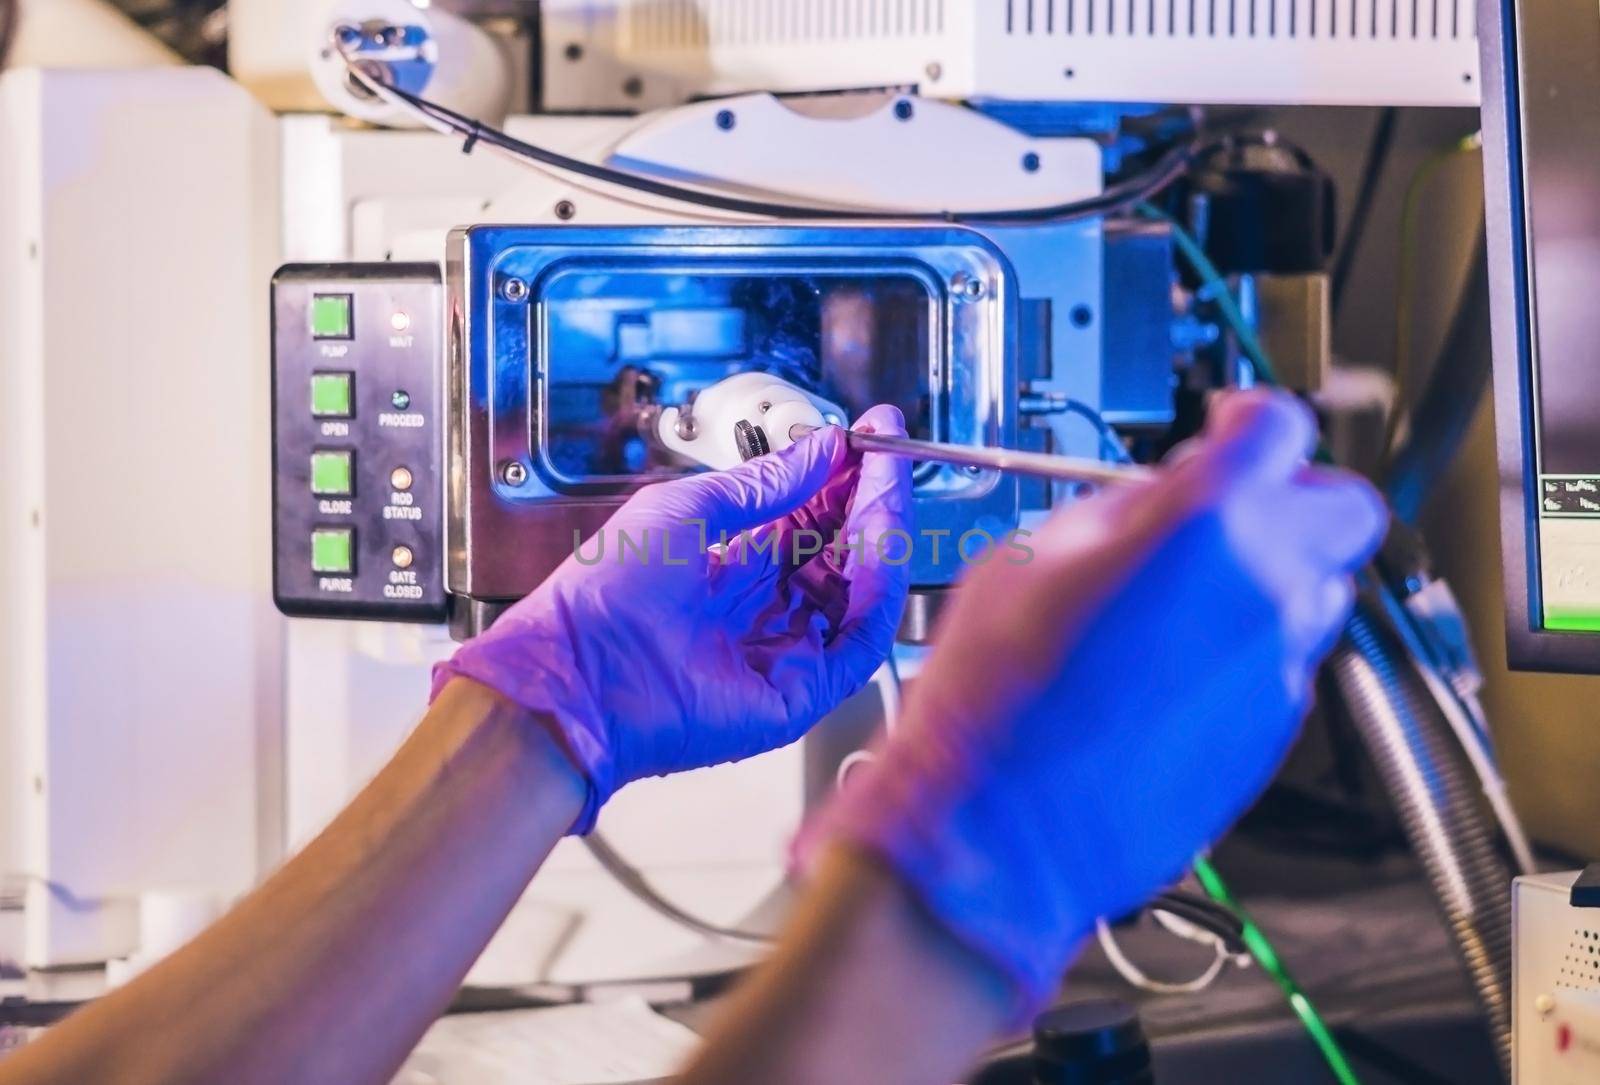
734,419,771,461
1032,999,1154,1085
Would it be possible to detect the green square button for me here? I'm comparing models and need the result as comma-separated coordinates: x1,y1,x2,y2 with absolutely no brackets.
310,294,353,339
310,372,353,418
311,528,355,574
310,450,354,496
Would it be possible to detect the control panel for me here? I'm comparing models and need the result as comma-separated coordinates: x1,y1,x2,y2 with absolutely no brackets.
1514,872,1600,1083
271,264,445,622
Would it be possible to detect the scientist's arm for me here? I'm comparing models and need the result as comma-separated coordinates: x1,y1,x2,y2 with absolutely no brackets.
679,848,1014,1085
677,390,1388,1085
0,679,581,1085
0,410,911,1085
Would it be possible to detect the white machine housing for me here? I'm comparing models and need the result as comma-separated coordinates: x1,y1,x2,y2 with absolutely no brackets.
0,66,281,985
1513,872,1600,1082
230,0,1480,117
541,0,1482,111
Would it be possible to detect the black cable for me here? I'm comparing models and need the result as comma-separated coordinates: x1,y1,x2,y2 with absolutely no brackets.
0,0,17,68
1331,107,1400,313
581,832,775,945
363,67,1197,225
1154,890,1245,936
1382,229,1490,524
1149,892,1248,955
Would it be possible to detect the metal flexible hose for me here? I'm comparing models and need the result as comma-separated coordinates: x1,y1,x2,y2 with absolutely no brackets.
1327,600,1513,1080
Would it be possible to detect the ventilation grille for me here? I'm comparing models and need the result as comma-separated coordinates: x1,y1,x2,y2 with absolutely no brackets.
1558,927,1600,992
622,0,949,49
1001,0,1475,39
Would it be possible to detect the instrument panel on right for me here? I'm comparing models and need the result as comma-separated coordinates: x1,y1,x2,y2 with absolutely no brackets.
1482,0,1600,671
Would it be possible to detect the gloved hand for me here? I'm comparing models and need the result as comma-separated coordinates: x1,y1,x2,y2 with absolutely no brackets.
800,390,1387,1014
435,405,913,833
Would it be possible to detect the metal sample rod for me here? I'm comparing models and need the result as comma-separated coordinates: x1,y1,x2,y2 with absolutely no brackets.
789,424,1153,488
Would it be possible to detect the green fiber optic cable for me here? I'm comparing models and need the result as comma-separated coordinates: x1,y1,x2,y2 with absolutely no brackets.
1144,204,1360,1082
1135,201,1343,466
1136,202,1281,387
1193,856,1363,1085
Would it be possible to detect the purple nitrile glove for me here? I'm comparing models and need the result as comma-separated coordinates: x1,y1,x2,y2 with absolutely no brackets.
434,404,913,833
799,390,1388,1016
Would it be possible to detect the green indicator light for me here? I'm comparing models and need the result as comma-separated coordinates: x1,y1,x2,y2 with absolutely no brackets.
310,451,354,496
311,529,355,575
310,294,353,339
1543,608,1600,632
310,372,353,418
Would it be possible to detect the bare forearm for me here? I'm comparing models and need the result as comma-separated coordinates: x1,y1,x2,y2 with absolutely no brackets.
0,678,583,1085
678,847,1015,1085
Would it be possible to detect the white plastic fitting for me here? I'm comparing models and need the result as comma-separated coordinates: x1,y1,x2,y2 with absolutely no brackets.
657,373,846,471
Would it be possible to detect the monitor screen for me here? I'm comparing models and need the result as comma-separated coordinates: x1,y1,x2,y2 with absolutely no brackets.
1483,0,1600,668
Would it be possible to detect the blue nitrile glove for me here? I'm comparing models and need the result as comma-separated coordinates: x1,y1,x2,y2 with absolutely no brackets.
799,390,1388,1015
434,405,913,833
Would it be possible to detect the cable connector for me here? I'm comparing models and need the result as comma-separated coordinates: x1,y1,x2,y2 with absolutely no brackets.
1017,393,1135,466
1018,392,1075,416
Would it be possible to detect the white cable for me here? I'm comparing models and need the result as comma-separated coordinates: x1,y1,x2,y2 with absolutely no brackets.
837,657,904,788
1375,587,1538,875
875,655,902,735
1095,918,1229,996
836,749,877,790
1151,905,1222,947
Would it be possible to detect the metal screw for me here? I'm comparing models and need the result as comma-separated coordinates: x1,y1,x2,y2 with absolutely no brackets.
715,109,736,131
925,61,943,81
675,414,699,441
554,200,576,221
500,461,529,486
1022,151,1041,172
501,277,529,302
894,99,914,121
758,401,772,414
951,273,986,300
964,464,984,477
